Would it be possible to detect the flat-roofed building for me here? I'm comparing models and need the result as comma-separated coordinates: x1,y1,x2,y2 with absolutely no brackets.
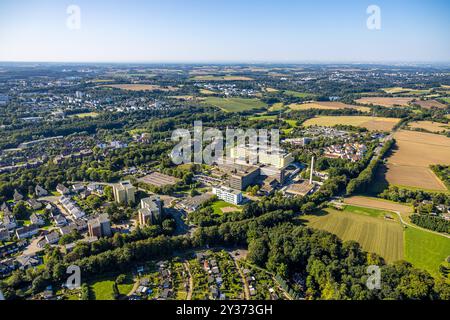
284,180,315,197
88,214,112,238
230,145,293,169
138,196,163,226
227,164,260,191
212,186,243,205
113,181,136,205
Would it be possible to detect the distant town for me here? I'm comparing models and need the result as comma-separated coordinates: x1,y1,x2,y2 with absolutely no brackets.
0,62,449,301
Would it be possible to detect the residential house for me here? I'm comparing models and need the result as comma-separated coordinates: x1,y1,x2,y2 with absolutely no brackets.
59,224,77,236
2,215,17,230
0,258,16,276
0,229,10,241
16,255,40,270
74,219,88,233
1,202,12,215
13,189,24,202
59,196,85,219
53,215,67,227
56,184,70,195
45,231,60,245
30,213,45,226
72,183,85,193
27,199,43,210
15,225,39,239
35,185,48,197
79,190,91,200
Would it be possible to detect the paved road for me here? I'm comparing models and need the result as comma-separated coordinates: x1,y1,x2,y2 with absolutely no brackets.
184,261,193,300
127,279,140,297
233,258,250,300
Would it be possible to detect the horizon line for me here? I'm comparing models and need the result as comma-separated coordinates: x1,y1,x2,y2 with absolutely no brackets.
1,60,450,66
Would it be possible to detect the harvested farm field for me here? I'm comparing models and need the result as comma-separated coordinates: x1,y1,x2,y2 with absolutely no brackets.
288,101,370,112
408,121,449,133
412,99,447,109
355,97,414,107
303,205,404,262
302,116,400,131
344,196,413,217
385,130,450,191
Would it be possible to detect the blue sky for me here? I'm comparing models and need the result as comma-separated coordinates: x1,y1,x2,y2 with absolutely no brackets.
0,0,449,62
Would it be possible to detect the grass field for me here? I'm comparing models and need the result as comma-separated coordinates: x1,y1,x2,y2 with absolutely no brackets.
199,89,216,95
381,87,430,95
90,274,135,300
386,130,450,191
249,115,277,121
283,90,314,99
288,101,370,112
69,112,100,118
303,206,404,262
268,102,285,111
211,200,241,215
355,97,414,107
405,227,450,278
202,97,267,112
442,97,450,104
343,196,450,277
302,116,400,131
408,121,449,133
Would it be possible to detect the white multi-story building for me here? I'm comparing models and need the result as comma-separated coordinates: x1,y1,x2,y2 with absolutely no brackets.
212,186,243,205
230,145,293,169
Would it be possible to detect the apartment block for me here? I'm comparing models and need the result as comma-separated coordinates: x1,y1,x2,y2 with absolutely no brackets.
88,214,112,238
212,186,243,205
138,196,163,226
113,181,136,205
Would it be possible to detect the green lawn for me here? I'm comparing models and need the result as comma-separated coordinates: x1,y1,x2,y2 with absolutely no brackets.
202,97,267,112
440,97,450,104
90,274,135,300
268,103,285,111
404,226,450,278
248,115,277,121
69,112,100,118
283,90,314,99
343,205,395,219
211,200,241,215
282,119,299,134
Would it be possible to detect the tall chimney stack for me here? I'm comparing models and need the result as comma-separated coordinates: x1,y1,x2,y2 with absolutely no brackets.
309,156,315,185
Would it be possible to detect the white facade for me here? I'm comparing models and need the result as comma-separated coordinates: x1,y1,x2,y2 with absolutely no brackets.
212,186,243,205
230,145,293,169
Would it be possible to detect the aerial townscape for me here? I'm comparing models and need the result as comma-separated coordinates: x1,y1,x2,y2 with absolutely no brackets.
0,0,449,309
